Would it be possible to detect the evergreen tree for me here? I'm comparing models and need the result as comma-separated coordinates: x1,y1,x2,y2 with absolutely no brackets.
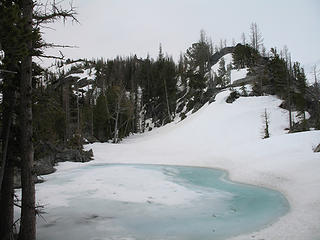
93,94,109,141
217,57,228,87
268,48,287,97
185,30,212,106
293,62,307,126
233,44,259,69
0,2,29,239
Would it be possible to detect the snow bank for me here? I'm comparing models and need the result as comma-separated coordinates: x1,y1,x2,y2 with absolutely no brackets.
85,90,320,240
231,68,248,83
36,164,204,207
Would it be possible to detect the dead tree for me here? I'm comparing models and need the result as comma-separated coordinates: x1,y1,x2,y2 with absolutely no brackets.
18,1,36,239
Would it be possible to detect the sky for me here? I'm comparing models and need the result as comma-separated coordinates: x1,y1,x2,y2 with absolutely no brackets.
42,0,320,76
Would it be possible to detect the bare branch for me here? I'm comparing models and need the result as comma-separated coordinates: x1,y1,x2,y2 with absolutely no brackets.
33,1,79,25
0,69,18,74
38,52,65,60
43,43,78,49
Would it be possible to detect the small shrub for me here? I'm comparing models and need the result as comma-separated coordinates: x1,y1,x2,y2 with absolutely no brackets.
226,90,240,103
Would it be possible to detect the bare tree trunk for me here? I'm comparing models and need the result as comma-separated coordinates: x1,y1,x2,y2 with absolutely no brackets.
76,85,80,134
0,79,16,240
113,99,120,143
90,99,94,137
0,161,14,240
0,85,15,194
287,62,293,130
62,83,70,143
163,77,171,122
18,0,36,239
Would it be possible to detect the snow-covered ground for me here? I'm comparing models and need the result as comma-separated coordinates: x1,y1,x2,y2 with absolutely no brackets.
84,90,320,240
211,53,234,73
230,68,248,83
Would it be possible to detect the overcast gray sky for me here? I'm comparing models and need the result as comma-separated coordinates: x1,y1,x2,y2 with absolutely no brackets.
43,0,320,70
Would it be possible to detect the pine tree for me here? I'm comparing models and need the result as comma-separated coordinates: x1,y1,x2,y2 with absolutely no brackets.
268,48,287,97
233,44,259,69
293,62,307,128
185,30,212,105
217,57,227,87
93,94,109,141
0,2,28,239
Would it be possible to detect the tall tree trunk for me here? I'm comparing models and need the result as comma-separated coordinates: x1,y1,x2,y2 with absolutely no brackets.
62,82,70,143
287,63,293,130
0,156,14,240
0,78,16,240
113,100,120,143
18,0,36,239
90,98,94,137
163,77,171,122
76,85,80,134
0,125,15,240
0,81,15,194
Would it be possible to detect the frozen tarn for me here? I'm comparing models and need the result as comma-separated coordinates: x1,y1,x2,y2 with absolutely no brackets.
85,90,320,240
16,164,288,240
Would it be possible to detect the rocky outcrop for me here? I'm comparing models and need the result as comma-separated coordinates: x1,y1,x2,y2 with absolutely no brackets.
314,144,320,153
55,148,93,163
226,90,240,103
34,155,56,175
14,142,93,188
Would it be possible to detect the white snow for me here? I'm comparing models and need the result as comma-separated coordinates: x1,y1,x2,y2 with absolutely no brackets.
35,164,208,207
231,68,248,83
211,53,233,73
82,90,320,240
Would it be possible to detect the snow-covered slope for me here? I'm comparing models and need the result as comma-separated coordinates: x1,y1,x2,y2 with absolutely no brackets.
86,91,320,240
211,53,233,73
230,68,248,83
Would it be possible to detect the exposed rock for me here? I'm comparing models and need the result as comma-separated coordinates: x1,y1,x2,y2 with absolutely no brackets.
192,102,204,113
14,142,94,188
314,144,320,153
226,90,240,103
56,148,93,163
76,78,94,88
14,168,43,189
34,155,56,175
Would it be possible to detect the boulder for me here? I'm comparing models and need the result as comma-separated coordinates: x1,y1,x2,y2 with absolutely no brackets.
314,144,320,153
55,148,93,163
34,154,56,175
226,90,240,103
14,168,43,189
14,142,94,188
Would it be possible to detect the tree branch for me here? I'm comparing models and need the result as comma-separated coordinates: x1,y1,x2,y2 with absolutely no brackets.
38,51,65,60
33,1,79,25
43,43,79,49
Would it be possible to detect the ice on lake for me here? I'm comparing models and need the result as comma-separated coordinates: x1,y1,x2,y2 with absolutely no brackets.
23,164,289,240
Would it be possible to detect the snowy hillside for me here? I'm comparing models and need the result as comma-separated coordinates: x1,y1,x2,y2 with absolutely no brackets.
85,90,320,240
